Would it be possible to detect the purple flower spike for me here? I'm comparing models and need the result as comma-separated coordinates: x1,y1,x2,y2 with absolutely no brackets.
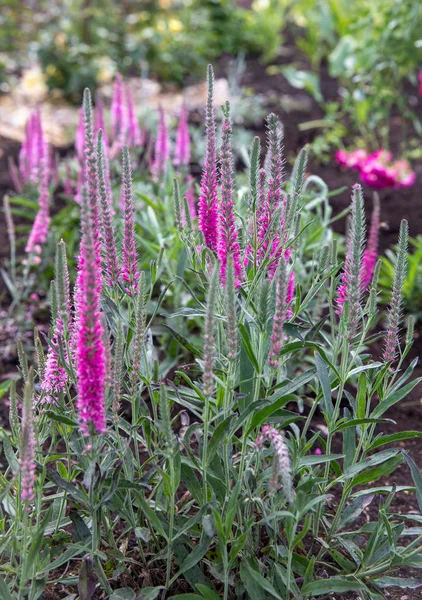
76,188,107,436
121,147,139,295
268,256,290,366
125,83,143,147
41,317,67,405
360,194,380,291
25,135,50,257
152,106,170,182
198,65,219,252
255,425,293,501
95,94,108,149
217,104,242,287
75,108,85,164
174,103,190,168
111,73,124,141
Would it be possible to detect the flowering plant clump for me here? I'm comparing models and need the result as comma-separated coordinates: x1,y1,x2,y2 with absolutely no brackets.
336,148,416,189
0,66,421,600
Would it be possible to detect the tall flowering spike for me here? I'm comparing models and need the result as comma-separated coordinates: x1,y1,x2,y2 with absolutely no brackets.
125,83,142,147
19,369,36,506
269,256,289,366
82,88,102,260
131,271,147,391
198,65,219,252
217,102,242,286
112,321,125,415
360,194,380,291
225,255,237,360
76,187,107,435
203,262,219,396
152,106,170,182
266,113,284,210
121,147,140,295
383,219,408,363
111,73,124,141
25,145,50,257
256,114,285,273
174,102,191,168
56,239,71,324
97,130,120,286
336,185,366,337
256,425,294,501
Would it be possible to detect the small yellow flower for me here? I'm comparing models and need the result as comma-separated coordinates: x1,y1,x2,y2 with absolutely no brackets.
55,32,68,50
96,56,115,84
20,66,48,99
45,64,58,77
168,18,183,34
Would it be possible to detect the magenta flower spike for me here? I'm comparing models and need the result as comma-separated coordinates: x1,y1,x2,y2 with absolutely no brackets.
174,102,191,168
217,103,242,287
25,135,50,257
198,65,219,252
19,118,30,184
19,372,36,505
151,105,170,182
76,188,107,435
125,83,142,147
121,147,140,295
75,108,85,164
360,195,380,291
111,73,124,141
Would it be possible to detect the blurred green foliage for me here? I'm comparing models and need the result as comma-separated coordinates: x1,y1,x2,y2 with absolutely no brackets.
284,0,422,157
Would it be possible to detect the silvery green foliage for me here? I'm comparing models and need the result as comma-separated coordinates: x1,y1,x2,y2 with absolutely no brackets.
1,78,421,600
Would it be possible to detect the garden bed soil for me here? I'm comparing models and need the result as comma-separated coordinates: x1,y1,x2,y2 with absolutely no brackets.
0,46,422,599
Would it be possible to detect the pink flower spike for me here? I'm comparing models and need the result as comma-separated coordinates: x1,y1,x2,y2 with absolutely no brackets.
198,65,219,252
121,147,140,295
151,106,170,183
76,187,107,436
125,83,142,147
360,194,380,291
25,154,50,256
185,175,197,219
111,73,124,141
217,104,243,287
174,103,191,168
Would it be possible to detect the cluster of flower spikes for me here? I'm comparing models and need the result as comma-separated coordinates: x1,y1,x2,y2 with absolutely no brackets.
336,148,415,189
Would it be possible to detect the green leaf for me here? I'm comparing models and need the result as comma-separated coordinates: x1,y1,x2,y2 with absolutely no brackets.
45,411,79,427
195,584,221,600
205,415,234,467
138,587,166,600
337,449,402,482
367,430,422,451
355,373,367,419
403,452,422,513
244,563,282,599
0,575,14,600
333,418,392,433
315,352,333,418
168,596,202,600
281,67,323,102
110,590,137,600
246,395,296,436
238,322,260,372
0,380,12,399
137,496,167,539
302,577,366,596
374,577,422,589
299,454,344,467
373,378,422,418
164,326,202,359
350,455,402,488
171,534,212,586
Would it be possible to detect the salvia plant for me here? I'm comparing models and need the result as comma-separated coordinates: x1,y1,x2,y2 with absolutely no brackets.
0,65,421,600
